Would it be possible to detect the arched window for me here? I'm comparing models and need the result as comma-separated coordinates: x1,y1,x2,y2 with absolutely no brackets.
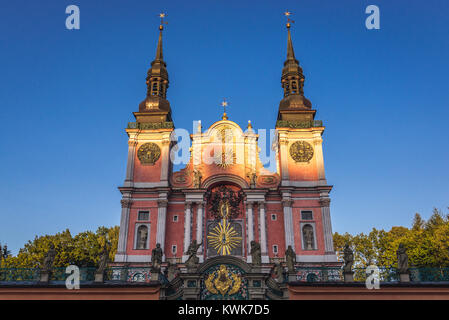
152,82,158,95
136,225,148,249
302,224,315,250
291,80,297,93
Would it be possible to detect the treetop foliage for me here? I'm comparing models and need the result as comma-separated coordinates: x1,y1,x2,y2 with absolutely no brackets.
333,208,449,268
0,226,119,268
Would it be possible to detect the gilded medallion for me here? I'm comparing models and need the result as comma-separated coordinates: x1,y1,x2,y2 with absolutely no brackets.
137,142,161,165
205,265,242,296
289,141,314,162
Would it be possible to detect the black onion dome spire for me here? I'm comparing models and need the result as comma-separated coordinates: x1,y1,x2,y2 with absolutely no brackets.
137,16,172,123
278,21,312,119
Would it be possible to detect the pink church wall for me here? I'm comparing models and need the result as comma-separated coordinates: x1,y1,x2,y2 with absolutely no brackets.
292,203,325,255
125,200,158,255
132,142,163,183
165,202,185,258
265,202,285,258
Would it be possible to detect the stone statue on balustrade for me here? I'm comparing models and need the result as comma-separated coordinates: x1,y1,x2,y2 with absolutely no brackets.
285,245,296,273
343,244,354,273
94,243,109,282
151,243,163,272
97,243,109,274
397,243,409,274
166,261,178,282
272,259,284,283
42,243,57,272
185,240,202,270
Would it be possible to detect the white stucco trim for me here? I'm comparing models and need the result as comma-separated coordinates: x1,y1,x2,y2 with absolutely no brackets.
114,254,152,263
296,254,338,263
129,181,170,188
281,180,328,187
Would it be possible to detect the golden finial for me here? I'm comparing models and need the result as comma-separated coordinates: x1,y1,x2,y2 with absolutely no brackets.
159,12,168,30
284,11,295,28
221,98,229,120
247,120,253,131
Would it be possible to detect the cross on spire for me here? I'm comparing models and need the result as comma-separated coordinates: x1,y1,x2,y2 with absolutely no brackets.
221,98,229,120
159,12,168,30
284,11,295,28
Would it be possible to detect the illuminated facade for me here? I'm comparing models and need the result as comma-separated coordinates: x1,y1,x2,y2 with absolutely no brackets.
114,20,338,269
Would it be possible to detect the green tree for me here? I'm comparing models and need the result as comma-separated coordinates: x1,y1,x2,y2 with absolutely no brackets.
3,226,119,268
333,208,449,269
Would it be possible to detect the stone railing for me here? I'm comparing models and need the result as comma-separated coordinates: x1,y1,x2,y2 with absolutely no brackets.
275,120,323,129
1,266,449,285
127,121,174,130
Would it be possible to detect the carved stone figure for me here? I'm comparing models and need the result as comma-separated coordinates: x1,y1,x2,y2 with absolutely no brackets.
151,243,163,272
97,244,109,274
343,244,354,273
42,244,56,272
272,260,284,283
248,172,257,188
303,225,314,250
193,169,202,188
166,262,178,281
185,240,202,269
397,243,409,274
250,241,261,266
285,245,296,273
137,225,148,249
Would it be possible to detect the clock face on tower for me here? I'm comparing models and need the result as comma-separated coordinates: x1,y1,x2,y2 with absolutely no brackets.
137,142,161,165
289,141,314,162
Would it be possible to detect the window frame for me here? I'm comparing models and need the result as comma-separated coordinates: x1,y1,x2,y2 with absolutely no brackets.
134,223,150,250
137,210,150,221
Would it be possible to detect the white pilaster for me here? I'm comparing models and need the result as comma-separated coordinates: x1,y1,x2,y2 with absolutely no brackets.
196,202,204,251
115,198,131,262
160,138,171,182
183,202,192,258
282,198,295,252
259,202,268,253
156,199,168,257
246,202,254,261
314,136,326,182
124,140,137,187
279,134,290,181
320,197,334,253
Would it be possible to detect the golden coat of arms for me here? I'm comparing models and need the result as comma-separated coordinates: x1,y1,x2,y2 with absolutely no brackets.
205,265,242,296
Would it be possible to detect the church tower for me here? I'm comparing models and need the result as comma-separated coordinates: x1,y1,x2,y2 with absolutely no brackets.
115,19,174,263
274,20,336,262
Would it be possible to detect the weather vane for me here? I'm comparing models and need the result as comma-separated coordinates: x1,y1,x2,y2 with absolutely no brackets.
221,98,229,120
284,11,295,28
159,12,168,30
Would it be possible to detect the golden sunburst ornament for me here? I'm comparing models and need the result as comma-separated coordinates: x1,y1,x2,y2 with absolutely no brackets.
207,220,242,255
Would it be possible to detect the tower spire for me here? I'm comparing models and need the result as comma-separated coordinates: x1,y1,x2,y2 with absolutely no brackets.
155,25,163,61
155,13,166,61
286,23,295,61
277,11,313,123
136,13,172,123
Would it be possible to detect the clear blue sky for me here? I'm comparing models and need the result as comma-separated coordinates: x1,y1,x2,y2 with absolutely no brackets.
0,0,448,254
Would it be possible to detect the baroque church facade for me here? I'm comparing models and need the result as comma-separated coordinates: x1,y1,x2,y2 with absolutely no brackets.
114,19,338,299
